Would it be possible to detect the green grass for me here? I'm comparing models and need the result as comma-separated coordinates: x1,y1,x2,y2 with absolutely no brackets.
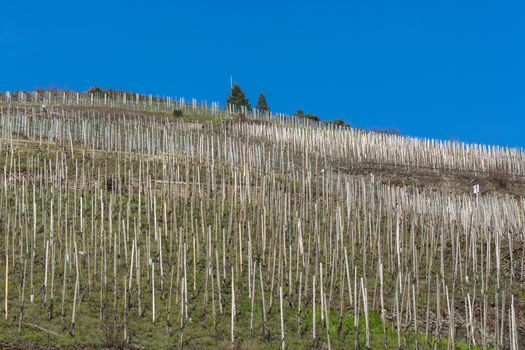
1,294,488,350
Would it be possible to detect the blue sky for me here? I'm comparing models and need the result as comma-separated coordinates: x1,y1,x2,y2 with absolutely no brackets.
1,0,524,148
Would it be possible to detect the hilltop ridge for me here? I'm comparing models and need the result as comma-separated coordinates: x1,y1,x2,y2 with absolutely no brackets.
2,89,523,197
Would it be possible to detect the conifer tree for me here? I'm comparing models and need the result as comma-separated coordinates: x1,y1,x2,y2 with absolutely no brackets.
256,93,270,112
227,84,251,111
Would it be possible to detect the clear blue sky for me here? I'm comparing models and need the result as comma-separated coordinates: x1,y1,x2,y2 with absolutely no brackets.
1,0,524,148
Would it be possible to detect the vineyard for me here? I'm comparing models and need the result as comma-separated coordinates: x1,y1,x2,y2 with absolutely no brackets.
0,90,524,349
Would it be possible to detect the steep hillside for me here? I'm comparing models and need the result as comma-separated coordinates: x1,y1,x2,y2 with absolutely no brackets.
0,90,523,349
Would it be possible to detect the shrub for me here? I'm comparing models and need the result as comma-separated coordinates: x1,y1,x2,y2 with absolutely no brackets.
387,128,401,135
305,114,320,122
172,109,184,118
330,119,349,128
87,86,104,95
371,127,401,135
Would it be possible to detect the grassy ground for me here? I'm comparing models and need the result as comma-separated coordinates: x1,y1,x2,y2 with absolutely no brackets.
1,292,483,350
0,103,517,349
